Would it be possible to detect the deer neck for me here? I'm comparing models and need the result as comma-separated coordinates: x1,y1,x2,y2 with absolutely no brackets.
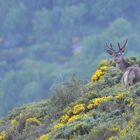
116,58,130,72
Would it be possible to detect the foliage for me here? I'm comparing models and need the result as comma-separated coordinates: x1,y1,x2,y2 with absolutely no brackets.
1,58,140,139
47,77,83,119
1,0,140,124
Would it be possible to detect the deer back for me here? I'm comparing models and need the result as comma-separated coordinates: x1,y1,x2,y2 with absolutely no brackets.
122,66,140,87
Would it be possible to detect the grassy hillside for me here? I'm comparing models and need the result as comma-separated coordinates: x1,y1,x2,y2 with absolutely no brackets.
0,57,140,140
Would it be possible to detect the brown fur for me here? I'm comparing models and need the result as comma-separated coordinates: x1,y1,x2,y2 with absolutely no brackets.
122,65,140,87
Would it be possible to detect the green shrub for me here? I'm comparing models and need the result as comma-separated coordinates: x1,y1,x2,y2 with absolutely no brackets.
47,77,83,119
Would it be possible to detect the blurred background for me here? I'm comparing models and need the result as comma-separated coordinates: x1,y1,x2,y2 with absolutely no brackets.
0,0,140,116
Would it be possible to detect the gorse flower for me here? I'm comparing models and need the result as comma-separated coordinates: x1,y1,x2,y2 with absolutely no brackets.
0,131,6,140
108,136,118,140
73,104,85,114
91,69,104,81
128,120,135,129
115,93,126,99
39,134,49,140
68,115,81,123
91,59,110,81
59,115,69,123
100,66,108,71
91,64,109,81
53,123,65,130
87,96,113,110
26,117,41,125
11,119,17,128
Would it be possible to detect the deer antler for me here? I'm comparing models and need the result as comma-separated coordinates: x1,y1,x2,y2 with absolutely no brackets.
106,42,115,55
118,42,121,50
118,38,128,53
122,38,128,48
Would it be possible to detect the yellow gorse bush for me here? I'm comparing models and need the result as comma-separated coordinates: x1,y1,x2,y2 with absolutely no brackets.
0,132,6,140
26,117,41,125
91,65,109,81
59,114,69,123
128,120,135,129
108,136,118,140
72,104,85,114
87,93,126,110
91,69,104,81
53,123,65,130
87,96,113,110
53,105,84,130
52,92,127,133
68,115,81,123
115,93,126,99
100,66,108,71
11,119,17,127
119,128,127,137
0,135,5,140
91,59,110,81
39,134,49,140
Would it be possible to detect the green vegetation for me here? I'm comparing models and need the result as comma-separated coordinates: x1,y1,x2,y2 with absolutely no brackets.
1,0,140,117
0,58,140,139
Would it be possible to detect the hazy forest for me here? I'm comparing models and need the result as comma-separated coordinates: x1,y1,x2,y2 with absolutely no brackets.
0,0,140,117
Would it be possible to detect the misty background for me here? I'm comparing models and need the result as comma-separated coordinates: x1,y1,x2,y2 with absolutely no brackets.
0,0,140,116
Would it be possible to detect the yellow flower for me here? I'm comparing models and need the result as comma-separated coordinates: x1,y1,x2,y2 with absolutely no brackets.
100,66,108,71
60,115,69,123
108,136,117,140
53,123,65,130
120,129,127,137
73,104,85,114
68,115,81,123
39,134,49,140
26,117,41,125
115,93,126,99
0,132,6,140
11,119,17,127
91,69,104,81
0,135,5,140
87,103,95,110
87,96,113,110
128,120,135,129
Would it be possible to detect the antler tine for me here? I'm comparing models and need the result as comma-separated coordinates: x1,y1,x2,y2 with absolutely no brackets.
110,43,115,51
106,42,115,51
122,38,128,48
106,41,116,55
106,42,109,49
118,42,121,50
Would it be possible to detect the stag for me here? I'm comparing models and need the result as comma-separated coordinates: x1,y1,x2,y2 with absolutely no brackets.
106,39,140,87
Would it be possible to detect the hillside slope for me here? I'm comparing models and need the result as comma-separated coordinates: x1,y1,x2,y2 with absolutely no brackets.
0,57,140,140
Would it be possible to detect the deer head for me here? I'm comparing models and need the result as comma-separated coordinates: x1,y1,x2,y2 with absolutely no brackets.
106,39,128,63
